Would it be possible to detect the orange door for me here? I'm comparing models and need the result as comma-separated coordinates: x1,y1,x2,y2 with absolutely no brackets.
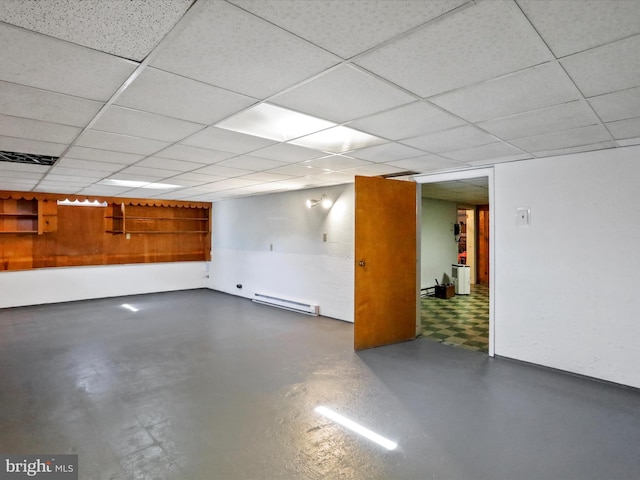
354,176,418,351
477,204,490,284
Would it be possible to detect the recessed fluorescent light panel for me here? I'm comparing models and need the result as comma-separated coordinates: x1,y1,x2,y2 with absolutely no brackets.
314,406,398,451
99,179,182,189
290,126,387,153
216,103,336,142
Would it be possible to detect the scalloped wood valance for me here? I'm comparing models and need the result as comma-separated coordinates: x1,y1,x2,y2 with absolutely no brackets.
0,190,211,209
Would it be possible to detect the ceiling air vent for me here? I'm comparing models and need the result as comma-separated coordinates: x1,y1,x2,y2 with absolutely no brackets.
0,150,58,166
380,170,420,179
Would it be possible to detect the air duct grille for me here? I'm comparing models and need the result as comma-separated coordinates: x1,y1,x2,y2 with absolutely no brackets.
0,150,58,166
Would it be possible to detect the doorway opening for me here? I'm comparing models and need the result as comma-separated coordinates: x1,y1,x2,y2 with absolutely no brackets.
419,177,490,353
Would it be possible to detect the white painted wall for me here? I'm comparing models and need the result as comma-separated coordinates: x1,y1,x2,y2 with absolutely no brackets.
0,262,208,308
494,145,640,388
421,197,458,288
208,184,354,322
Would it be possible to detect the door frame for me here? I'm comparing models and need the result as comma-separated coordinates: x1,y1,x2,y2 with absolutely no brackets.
414,167,496,357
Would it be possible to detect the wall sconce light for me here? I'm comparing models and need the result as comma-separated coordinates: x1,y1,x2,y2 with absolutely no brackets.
306,194,332,209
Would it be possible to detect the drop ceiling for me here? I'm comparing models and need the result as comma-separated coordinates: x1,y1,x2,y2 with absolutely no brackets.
421,178,489,206
0,0,639,201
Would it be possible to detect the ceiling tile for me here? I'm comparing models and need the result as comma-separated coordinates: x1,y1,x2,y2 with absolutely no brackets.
150,1,339,98
205,178,263,192
34,185,83,194
356,0,552,98
238,172,294,182
510,125,612,152
443,142,529,163
617,137,640,147
156,144,235,164
169,172,227,184
117,166,178,179
0,179,39,190
0,0,192,61
0,162,50,174
561,35,640,98
229,0,466,59
606,117,640,140
55,157,124,173
517,0,640,57
64,146,144,165
466,156,528,167
271,65,414,123
115,67,257,124
250,143,326,163
533,141,618,158
45,166,107,179
588,87,640,123
385,155,465,172
0,171,44,181
0,23,137,101
75,185,135,196
92,106,204,143
191,164,254,178
265,164,325,177
0,81,103,127
301,156,372,171
350,143,426,162
337,163,408,177
402,126,497,153
348,101,465,140
478,101,600,140
0,114,81,144
0,136,66,156
182,127,277,154
75,130,171,156
431,63,581,123
137,157,203,172
216,155,288,171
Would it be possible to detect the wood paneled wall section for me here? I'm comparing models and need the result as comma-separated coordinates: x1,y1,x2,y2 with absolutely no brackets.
477,204,490,284
0,191,211,272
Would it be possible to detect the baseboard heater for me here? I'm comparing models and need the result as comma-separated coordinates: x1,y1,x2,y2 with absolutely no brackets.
253,293,319,316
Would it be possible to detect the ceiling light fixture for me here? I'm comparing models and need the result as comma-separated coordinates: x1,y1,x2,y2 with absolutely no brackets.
217,103,336,142
99,179,182,189
314,406,398,451
306,194,332,209
289,125,387,153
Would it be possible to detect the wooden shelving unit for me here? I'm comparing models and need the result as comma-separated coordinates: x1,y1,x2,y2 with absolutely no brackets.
1,191,211,271
0,198,58,235
105,203,210,235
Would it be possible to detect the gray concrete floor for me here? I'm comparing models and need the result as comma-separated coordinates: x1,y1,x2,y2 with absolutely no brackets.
1,289,639,480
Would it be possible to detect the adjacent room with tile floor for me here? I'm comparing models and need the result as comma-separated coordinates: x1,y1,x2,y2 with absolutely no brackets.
421,283,489,352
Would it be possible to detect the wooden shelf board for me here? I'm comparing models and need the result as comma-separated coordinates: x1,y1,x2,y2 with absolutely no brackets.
125,216,208,221
0,230,38,234
125,230,209,234
0,213,38,217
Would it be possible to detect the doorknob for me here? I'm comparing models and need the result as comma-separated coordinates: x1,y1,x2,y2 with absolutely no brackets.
358,260,366,267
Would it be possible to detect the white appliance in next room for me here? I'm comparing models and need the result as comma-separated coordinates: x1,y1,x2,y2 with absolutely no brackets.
452,264,471,295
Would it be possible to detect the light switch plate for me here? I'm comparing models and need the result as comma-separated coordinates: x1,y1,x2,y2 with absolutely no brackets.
516,207,531,226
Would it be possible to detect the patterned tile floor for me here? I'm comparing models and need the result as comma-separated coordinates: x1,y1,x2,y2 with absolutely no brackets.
421,283,489,352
